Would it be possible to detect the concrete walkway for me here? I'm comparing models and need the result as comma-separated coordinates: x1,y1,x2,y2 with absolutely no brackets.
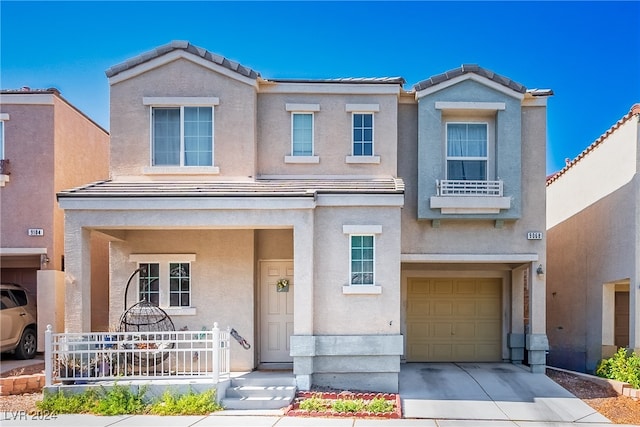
2,360,637,426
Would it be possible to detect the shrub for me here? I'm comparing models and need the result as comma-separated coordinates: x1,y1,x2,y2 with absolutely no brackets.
366,397,394,413
148,389,222,415
331,398,365,413
94,384,147,415
596,347,640,389
299,393,328,412
38,389,97,414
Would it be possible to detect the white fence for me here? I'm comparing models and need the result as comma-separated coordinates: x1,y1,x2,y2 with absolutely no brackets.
44,323,230,386
437,179,503,196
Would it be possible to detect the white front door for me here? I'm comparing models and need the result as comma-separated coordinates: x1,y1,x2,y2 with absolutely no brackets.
260,260,294,363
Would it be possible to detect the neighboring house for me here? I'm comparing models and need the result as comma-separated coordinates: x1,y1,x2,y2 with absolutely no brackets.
546,104,640,373
57,41,552,392
0,88,110,350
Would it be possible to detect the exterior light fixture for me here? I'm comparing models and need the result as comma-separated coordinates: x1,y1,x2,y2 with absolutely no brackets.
536,264,544,275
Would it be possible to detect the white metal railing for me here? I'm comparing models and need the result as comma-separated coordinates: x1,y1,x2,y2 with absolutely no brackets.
437,179,503,196
44,323,230,386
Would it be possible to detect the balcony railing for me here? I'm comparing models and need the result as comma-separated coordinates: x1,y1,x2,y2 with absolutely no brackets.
44,323,230,386
436,179,503,197
0,159,10,175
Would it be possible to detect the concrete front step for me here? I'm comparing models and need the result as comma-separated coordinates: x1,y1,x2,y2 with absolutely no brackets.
221,375,297,410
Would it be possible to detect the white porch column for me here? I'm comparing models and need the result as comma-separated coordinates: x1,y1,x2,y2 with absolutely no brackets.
293,213,314,334
64,220,92,332
631,274,640,353
291,211,315,390
527,261,549,373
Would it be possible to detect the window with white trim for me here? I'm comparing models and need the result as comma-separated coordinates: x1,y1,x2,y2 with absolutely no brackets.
446,122,488,181
130,254,196,312
292,113,313,156
152,106,213,166
352,113,374,156
350,235,375,285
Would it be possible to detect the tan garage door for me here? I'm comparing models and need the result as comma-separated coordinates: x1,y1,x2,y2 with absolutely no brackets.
406,277,502,362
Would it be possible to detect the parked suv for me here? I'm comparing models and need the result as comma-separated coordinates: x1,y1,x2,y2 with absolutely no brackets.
1,282,37,359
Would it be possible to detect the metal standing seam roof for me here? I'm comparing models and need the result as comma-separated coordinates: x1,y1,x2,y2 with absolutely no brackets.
546,103,640,186
57,178,405,199
413,64,528,94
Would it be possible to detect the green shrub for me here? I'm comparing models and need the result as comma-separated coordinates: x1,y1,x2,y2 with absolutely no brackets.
37,389,97,414
596,347,640,389
94,384,147,415
331,398,365,413
38,385,222,416
148,389,222,415
366,397,394,413
299,394,329,412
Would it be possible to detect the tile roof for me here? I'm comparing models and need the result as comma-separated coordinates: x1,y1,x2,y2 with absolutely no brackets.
58,178,405,199
413,64,527,94
105,40,261,80
546,103,640,186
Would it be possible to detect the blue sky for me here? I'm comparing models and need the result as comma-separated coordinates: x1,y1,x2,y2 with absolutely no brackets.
1,1,638,174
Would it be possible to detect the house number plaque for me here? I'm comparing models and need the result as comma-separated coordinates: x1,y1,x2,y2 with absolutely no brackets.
527,231,543,240
27,228,44,236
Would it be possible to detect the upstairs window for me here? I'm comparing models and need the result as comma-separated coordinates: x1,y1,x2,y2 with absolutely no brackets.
352,113,373,156
446,123,488,181
151,106,213,166
292,113,313,156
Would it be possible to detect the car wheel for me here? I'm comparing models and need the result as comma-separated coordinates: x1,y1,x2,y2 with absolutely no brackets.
15,328,37,359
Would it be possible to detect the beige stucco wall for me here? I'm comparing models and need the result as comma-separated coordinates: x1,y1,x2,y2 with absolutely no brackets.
546,114,639,372
312,205,401,335
109,229,256,371
257,92,398,177
109,58,257,179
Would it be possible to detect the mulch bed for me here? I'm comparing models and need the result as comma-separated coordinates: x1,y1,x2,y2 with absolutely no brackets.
285,390,401,418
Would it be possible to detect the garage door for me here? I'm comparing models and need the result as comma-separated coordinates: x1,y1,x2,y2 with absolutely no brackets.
406,278,502,362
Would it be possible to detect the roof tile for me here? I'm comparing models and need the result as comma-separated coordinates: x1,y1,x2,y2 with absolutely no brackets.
413,64,527,94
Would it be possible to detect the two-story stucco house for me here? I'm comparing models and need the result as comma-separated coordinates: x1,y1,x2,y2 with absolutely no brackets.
546,104,640,373
0,88,110,350
57,41,551,392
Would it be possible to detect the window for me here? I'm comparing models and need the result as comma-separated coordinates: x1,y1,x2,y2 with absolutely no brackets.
350,235,374,285
352,113,373,156
130,254,196,314
446,123,488,180
152,107,213,166
292,113,313,156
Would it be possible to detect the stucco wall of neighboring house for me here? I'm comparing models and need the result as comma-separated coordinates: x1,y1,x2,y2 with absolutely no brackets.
0,103,55,254
546,114,639,373
109,58,257,179
109,229,256,371
256,91,398,177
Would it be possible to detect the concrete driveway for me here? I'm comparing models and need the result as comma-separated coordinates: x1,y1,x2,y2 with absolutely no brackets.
399,363,610,423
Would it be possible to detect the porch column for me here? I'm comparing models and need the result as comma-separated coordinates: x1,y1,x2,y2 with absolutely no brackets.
631,273,640,354
509,265,526,364
291,212,314,390
526,261,549,373
64,219,92,332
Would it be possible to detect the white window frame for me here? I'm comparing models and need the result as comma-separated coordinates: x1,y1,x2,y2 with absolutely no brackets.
342,225,382,295
345,104,380,164
0,114,10,186
143,97,219,174
284,103,320,163
445,121,490,181
129,254,196,315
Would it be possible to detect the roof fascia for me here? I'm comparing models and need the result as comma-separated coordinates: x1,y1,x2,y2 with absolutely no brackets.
259,82,401,95
108,50,259,88
0,93,55,105
415,73,524,100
